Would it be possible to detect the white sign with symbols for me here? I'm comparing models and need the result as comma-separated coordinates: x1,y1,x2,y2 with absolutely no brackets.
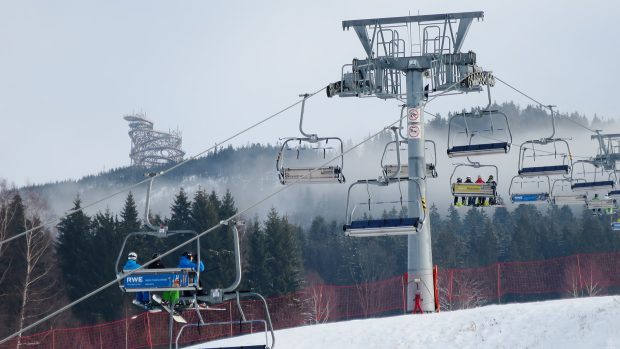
407,107,421,123
408,124,421,139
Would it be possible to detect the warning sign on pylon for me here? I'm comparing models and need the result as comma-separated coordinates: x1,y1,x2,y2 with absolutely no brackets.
408,124,421,139
407,107,421,123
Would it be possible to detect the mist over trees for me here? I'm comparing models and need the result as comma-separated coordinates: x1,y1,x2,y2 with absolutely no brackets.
1,103,619,335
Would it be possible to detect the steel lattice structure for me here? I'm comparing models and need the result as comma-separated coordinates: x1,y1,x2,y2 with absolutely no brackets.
123,113,185,168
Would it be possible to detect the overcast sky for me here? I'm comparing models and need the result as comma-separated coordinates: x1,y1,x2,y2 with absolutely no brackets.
0,0,617,186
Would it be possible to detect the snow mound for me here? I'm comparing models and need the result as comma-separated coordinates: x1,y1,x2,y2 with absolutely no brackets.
188,296,620,349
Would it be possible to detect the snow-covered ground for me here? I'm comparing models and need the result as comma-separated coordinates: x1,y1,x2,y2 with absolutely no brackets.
187,296,620,349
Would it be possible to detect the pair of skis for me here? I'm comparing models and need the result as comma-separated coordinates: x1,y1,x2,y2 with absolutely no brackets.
133,295,224,323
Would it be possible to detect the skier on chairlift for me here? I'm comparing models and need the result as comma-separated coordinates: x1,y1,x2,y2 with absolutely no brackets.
475,175,485,206
123,252,151,308
178,251,207,308
464,176,475,206
454,177,464,207
147,253,180,307
486,175,497,206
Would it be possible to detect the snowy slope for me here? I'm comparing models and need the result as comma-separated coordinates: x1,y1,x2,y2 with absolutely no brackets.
188,296,620,349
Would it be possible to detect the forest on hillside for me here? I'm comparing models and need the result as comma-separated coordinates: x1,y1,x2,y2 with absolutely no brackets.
1,182,619,337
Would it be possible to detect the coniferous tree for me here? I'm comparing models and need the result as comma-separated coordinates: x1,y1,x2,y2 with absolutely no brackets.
169,188,192,230
56,197,95,322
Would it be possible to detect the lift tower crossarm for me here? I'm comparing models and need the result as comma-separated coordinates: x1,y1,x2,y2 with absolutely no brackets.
342,11,484,29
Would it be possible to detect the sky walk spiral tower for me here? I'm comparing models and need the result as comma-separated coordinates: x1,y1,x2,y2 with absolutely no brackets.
328,11,493,312
123,113,185,168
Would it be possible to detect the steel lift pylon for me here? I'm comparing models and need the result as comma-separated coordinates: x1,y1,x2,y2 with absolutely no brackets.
327,11,491,312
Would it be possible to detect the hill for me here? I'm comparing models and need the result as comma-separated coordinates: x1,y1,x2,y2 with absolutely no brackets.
196,296,620,349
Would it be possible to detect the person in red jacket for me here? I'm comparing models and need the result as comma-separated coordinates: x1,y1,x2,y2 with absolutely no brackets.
475,175,485,206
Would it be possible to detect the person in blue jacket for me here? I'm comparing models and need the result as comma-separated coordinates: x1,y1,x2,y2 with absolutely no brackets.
178,251,207,305
178,251,205,272
123,251,150,306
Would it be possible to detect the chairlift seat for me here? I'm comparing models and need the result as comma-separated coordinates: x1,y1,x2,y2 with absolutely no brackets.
608,190,620,198
510,193,550,203
612,222,620,231
571,181,615,191
343,217,420,237
452,183,496,197
382,164,437,179
447,142,509,158
587,198,617,210
552,194,587,205
518,165,570,177
279,166,344,184
119,268,198,292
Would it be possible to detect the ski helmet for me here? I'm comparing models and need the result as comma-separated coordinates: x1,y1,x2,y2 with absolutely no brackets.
128,252,138,260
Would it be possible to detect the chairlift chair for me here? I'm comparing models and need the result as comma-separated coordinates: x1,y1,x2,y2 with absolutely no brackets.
508,175,551,204
343,178,425,237
381,139,438,179
550,178,587,205
446,87,512,158
115,175,203,295
570,160,616,191
612,221,620,231
449,160,501,206
446,110,512,157
276,94,345,185
517,139,572,177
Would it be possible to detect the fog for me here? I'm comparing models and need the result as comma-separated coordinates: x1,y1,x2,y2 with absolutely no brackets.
21,105,617,233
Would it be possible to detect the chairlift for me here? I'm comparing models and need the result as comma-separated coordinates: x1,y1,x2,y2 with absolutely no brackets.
114,173,207,341
508,176,550,204
586,197,617,211
570,160,616,191
343,178,425,237
550,178,586,205
115,174,202,294
188,220,276,349
276,94,345,185
449,159,502,206
447,86,512,158
381,123,438,178
517,106,572,177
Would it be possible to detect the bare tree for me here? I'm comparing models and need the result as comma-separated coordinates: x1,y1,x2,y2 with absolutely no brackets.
301,285,333,324
439,273,487,311
15,213,58,348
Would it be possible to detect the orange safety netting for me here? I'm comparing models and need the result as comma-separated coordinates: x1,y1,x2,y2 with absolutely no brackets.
3,251,620,349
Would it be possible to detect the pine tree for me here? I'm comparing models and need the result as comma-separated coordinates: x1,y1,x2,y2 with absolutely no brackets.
169,188,192,230
56,197,96,322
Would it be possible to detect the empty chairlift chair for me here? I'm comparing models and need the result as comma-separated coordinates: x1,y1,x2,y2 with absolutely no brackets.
343,178,425,237
517,139,572,177
509,175,551,204
570,160,616,191
447,109,512,158
276,94,345,185
550,178,587,206
381,139,438,180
